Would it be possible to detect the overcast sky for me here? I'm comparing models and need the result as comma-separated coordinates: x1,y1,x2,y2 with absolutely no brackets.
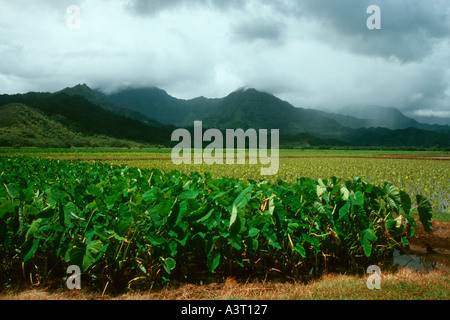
1,0,449,122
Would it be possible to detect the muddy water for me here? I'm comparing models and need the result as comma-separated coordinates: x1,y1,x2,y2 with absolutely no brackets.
387,249,449,272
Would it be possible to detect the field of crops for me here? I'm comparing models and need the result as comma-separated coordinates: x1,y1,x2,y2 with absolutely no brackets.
0,152,438,293
2,148,448,213
106,151,449,214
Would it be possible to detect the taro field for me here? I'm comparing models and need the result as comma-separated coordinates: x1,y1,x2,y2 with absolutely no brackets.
3,148,447,213
117,155,450,214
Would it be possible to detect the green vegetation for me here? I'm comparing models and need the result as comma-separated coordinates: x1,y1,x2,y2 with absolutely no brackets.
2,148,449,213
1,84,449,149
0,91,173,148
0,156,435,294
0,103,143,148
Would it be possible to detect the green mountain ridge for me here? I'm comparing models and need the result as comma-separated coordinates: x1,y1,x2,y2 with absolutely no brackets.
59,84,164,127
0,84,449,148
0,90,174,148
0,103,138,148
105,85,450,147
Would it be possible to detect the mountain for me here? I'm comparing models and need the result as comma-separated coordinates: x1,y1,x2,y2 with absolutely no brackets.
342,127,450,148
336,105,450,134
0,103,137,148
104,86,221,127
106,86,450,147
107,87,350,137
280,132,348,147
0,89,174,147
407,114,450,126
337,105,417,129
58,84,164,127
1,84,449,148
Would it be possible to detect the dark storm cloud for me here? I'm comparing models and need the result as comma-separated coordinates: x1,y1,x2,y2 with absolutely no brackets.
297,0,450,62
232,18,286,43
126,0,243,16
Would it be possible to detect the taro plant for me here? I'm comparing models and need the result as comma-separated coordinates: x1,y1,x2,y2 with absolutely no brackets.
0,156,434,293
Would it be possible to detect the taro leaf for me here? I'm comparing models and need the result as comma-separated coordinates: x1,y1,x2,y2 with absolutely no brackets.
142,187,163,203
86,184,102,197
340,186,350,201
228,236,242,250
229,204,244,237
20,186,36,202
292,244,306,258
401,236,409,246
147,232,166,246
385,219,397,233
160,257,176,274
169,224,189,246
247,227,260,238
104,195,117,210
399,190,412,214
112,219,131,237
64,202,85,221
349,191,364,212
361,229,378,257
207,251,221,273
338,199,351,220
187,202,209,222
36,205,55,219
147,201,172,228
178,190,200,200
69,240,105,272
233,185,253,209
21,236,40,263
25,218,42,239
268,196,285,228
385,216,405,236
197,209,214,223
168,239,178,256
4,183,19,199
265,227,281,249
313,201,326,215
404,214,417,237
0,201,17,219
384,183,401,212
167,199,187,228
416,195,433,232
46,190,65,206
316,179,327,198
354,191,364,207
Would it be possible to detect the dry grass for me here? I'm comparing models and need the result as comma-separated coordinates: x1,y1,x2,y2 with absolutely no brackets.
2,267,448,300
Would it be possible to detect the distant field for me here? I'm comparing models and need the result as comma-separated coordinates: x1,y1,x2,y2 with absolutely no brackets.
1,148,449,213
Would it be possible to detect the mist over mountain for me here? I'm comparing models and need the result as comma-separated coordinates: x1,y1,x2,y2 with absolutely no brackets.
0,84,449,148
105,85,450,147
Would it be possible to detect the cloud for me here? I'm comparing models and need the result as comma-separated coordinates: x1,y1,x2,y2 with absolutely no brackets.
126,0,243,16
412,109,450,118
232,18,286,44
297,0,450,62
0,0,448,121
